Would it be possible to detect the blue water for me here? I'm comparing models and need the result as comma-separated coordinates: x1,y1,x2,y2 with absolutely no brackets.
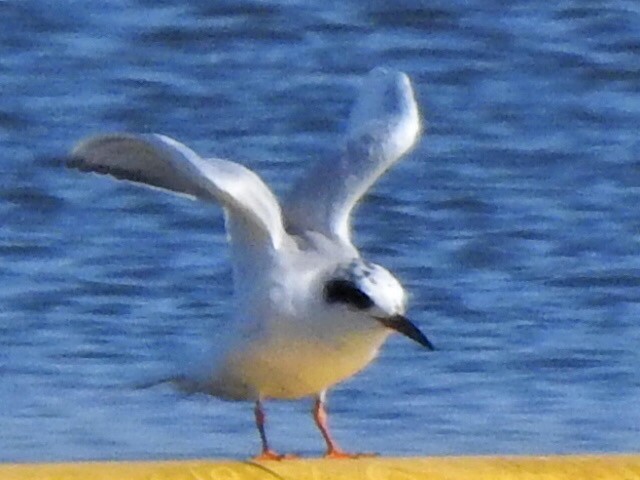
1,0,640,462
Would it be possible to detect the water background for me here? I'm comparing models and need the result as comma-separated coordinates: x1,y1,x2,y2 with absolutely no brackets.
1,0,640,461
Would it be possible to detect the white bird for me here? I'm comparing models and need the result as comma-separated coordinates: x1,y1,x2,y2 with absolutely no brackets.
68,67,433,460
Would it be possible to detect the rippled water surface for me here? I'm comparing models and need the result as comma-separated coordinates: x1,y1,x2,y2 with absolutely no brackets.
1,0,640,461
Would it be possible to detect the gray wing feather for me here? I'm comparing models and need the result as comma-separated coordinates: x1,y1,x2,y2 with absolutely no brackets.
68,133,286,251
284,68,421,245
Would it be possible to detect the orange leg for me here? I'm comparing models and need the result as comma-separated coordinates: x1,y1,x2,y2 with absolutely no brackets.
252,400,297,461
312,395,374,459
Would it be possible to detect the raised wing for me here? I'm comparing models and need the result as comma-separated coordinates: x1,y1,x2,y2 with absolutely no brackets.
68,134,287,286
284,68,421,245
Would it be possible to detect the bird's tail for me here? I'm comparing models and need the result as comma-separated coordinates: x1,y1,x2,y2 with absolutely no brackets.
130,374,206,395
129,375,178,390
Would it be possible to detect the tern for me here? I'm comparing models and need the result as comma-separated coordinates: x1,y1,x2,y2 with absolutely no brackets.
67,67,433,460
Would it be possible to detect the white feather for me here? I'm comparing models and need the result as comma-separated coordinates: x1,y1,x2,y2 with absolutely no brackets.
284,67,421,245
70,133,286,289
67,68,429,404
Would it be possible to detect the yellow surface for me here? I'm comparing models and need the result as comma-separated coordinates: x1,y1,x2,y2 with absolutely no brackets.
2,455,640,480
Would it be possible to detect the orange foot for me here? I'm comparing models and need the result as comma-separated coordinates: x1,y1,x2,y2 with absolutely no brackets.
324,450,378,459
253,450,300,461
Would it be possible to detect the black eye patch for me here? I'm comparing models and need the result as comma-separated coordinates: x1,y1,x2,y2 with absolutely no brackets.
324,279,374,310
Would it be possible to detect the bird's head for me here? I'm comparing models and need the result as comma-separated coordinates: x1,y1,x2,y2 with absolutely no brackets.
322,259,433,350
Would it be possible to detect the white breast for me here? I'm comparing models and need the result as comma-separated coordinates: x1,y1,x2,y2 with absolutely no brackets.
211,324,390,400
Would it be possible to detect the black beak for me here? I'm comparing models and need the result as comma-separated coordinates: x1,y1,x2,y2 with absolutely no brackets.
377,315,434,350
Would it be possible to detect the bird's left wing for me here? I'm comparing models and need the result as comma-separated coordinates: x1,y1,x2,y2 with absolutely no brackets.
284,68,421,246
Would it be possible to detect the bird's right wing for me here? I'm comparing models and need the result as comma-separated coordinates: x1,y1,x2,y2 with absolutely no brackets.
68,134,287,284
